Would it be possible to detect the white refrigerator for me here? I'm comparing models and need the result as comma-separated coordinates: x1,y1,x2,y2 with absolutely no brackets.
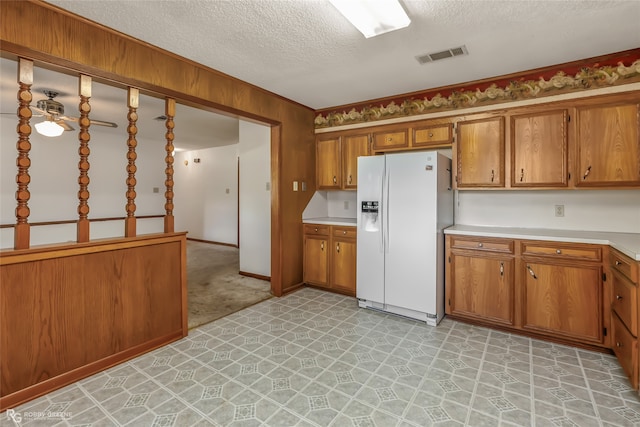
356,151,453,326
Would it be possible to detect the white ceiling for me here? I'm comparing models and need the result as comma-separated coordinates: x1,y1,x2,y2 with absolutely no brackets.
45,0,640,110
2,1,639,151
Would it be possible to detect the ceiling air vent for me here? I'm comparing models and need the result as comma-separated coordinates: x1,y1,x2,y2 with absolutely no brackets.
416,45,468,65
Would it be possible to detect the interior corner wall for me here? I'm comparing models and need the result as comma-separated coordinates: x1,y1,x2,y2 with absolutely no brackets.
173,145,239,245
239,120,271,277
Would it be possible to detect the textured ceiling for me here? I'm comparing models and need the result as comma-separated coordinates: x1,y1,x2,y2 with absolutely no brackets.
45,0,640,110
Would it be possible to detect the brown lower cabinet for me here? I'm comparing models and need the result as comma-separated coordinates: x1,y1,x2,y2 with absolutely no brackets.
303,223,356,296
446,235,611,348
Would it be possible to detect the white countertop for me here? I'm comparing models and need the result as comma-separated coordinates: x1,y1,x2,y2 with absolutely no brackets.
445,224,640,261
303,217,357,227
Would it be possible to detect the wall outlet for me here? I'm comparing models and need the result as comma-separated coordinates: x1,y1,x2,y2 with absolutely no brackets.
293,181,299,192
301,181,307,191
152,187,159,193
554,205,564,217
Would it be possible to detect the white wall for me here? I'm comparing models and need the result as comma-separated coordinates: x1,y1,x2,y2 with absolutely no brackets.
0,122,166,249
456,190,640,233
174,144,239,245
238,120,271,277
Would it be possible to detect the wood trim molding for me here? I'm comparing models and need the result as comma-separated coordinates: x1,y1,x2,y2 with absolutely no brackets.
314,48,640,129
239,271,271,282
186,237,238,248
0,215,164,229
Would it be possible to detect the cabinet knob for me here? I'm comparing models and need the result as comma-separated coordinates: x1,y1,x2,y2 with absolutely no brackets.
616,295,623,300
616,342,623,348
556,249,562,254
428,132,434,138
343,231,347,235
478,243,483,248
615,260,622,266
387,137,392,142
315,228,318,232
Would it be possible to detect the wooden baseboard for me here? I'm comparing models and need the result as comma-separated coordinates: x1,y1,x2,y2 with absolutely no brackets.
239,271,271,282
186,237,238,248
0,330,183,411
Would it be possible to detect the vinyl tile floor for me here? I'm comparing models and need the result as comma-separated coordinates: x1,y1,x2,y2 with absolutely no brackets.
6,288,640,427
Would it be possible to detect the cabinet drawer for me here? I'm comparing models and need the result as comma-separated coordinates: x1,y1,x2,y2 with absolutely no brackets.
333,227,356,239
413,124,453,147
611,248,638,283
450,236,514,254
303,224,329,236
612,312,638,389
521,242,601,261
613,270,638,336
372,130,408,150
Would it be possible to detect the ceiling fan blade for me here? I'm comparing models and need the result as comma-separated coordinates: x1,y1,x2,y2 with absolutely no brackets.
56,120,75,131
89,119,118,128
32,106,48,115
61,116,118,128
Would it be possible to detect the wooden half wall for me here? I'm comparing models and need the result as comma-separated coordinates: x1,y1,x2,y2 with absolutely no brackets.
0,233,188,409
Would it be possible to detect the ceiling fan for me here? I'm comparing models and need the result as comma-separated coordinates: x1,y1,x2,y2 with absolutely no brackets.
2,90,118,137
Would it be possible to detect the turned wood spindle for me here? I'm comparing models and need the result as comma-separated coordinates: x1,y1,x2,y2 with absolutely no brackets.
125,87,139,237
14,58,34,250
164,98,175,233
77,75,92,243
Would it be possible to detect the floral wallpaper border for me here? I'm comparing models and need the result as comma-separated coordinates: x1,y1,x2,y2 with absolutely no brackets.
314,57,640,129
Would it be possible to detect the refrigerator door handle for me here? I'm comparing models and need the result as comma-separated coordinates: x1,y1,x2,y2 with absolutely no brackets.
385,166,390,253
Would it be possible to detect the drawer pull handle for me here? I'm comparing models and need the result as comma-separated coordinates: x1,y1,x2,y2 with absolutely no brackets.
348,174,352,184
321,241,324,251
616,295,623,301
527,265,537,279
556,249,562,254
616,342,623,348
583,165,591,180
478,243,483,248
336,243,340,253
520,168,524,182
333,176,337,184
615,260,622,266
490,169,495,182
500,262,504,277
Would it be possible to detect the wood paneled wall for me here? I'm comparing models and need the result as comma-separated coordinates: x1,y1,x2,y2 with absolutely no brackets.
0,233,187,409
0,0,317,295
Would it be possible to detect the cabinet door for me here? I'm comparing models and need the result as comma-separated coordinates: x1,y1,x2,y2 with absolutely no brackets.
522,262,602,343
449,253,514,325
413,123,453,147
576,103,640,186
303,236,328,287
342,134,370,189
511,110,568,187
456,117,505,187
372,129,409,151
331,238,356,295
317,137,341,189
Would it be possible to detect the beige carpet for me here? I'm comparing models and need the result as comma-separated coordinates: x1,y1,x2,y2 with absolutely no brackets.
187,240,272,329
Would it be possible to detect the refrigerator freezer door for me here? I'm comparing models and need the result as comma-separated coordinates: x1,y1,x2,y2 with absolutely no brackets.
356,155,385,304
384,152,438,317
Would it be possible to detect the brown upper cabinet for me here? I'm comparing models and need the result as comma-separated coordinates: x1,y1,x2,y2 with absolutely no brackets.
511,110,568,187
372,128,409,151
317,133,370,190
456,117,505,188
316,137,342,189
575,102,640,187
413,123,454,148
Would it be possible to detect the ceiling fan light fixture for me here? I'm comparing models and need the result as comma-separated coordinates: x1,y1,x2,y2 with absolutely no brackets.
35,119,65,137
329,0,410,38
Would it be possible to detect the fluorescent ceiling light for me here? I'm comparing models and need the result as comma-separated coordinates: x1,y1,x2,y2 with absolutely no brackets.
329,0,411,38
35,120,65,137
